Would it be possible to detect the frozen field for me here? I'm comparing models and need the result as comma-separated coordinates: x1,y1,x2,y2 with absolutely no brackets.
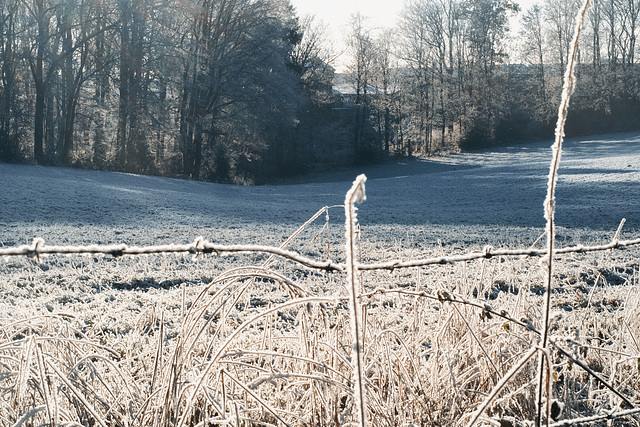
1,132,639,426
1,131,639,249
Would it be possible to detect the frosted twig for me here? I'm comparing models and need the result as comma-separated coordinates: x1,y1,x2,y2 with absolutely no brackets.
466,347,539,427
12,405,46,427
35,342,55,426
45,359,110,427
344,174,368,427
548,340,635,410
549,408,640,426
221,369,292,427
537,0,590,425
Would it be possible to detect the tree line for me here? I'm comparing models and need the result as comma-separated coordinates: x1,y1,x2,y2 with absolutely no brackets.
1,0,639,183
351,0,640,158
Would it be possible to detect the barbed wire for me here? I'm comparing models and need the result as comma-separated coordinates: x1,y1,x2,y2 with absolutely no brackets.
0,237,344,271
359,237,640,271
2,236,639,272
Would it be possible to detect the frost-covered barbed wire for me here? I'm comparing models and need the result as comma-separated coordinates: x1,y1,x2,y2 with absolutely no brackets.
1,235,640,271
0,237,345,271
549,408,640,427
357,237,640,270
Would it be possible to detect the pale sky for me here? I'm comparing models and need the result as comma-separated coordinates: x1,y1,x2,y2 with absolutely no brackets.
290,0,404,33
289,0,538,71
289,0,404,70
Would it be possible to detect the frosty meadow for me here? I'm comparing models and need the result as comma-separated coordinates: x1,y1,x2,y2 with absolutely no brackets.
1,127,640,426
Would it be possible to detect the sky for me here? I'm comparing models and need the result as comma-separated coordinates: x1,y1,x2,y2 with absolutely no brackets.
289,0,404,70
290,0,404,35
289,0,538,71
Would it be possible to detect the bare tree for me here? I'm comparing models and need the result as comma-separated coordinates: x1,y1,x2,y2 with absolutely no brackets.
545,0,580,78
116,0,152,172
178,0,301,181
400,0,471,152
347,13,374,161
288,14,335,87
371,29,397,154
24,0,55,163
57,0,111,166
520,5,549,114
399,0,436,154
462,0,518,144
0,0,22,161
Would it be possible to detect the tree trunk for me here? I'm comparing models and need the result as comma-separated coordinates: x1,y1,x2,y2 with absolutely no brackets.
117,0,131,169
384,107,390,153
33,78,45,163
33,33,45,163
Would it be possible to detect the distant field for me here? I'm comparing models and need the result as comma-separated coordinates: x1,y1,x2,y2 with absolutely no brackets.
1,132,639,426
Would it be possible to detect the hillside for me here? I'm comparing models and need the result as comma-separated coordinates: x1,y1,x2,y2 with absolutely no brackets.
1,132,639,426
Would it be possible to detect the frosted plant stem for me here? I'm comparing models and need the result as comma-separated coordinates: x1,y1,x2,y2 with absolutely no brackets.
345,174,367,427
536,1,590,425
466,347,539,427
175,296,338,427
45,359,109,427
35,342,55,426
12,405,46,427
549,407,640,426
221,369,291,427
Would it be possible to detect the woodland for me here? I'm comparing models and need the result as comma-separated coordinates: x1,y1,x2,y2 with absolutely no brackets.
1,0,639,183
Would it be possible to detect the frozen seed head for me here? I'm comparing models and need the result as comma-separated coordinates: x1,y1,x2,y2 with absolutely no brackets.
351,174,367,204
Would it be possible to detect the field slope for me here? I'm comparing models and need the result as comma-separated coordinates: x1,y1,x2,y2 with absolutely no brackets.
1,132,639,426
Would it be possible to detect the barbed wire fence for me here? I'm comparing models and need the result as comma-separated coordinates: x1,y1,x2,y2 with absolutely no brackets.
2,234,639,271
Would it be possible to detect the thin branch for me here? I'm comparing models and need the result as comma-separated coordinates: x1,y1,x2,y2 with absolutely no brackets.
549,408,640,426
537,0,591,425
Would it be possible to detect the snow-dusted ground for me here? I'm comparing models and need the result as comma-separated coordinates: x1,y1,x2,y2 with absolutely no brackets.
1,131,639,250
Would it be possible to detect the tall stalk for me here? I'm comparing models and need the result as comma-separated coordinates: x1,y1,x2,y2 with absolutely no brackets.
345,174,367,427
536,1,590,425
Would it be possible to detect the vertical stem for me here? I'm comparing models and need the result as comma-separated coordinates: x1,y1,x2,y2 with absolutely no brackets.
536,1,590,426
345,174,367,427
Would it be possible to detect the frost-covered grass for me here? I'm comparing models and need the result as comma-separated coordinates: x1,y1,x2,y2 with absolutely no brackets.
1,132,640,426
